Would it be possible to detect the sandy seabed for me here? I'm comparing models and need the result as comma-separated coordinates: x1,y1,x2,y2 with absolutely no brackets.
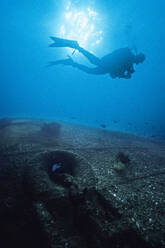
0,117,164,248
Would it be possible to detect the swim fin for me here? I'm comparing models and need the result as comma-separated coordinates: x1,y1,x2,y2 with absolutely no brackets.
49,37,79,49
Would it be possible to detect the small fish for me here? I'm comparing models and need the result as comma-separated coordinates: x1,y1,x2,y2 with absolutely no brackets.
52,163,61,172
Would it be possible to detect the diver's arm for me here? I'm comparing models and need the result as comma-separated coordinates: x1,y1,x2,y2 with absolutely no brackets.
129,64,135,73
124,72,131,79
117,73,130,79
118,69,132,79
121,65,135,79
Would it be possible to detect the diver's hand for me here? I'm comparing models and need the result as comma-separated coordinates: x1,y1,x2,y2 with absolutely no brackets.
119,71,132,79
124,74,131,79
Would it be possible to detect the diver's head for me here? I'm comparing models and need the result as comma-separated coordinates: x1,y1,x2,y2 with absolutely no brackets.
135,53,146,64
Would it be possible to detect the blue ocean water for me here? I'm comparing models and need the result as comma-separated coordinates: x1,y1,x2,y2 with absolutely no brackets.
1,0,165,141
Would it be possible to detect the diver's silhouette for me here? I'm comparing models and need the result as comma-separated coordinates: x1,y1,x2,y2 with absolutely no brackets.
49,37,146,79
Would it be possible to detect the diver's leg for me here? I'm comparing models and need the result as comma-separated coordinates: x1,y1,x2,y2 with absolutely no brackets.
77,46,101,66
72,62,105,75
47,58,74,67
48,58,105,75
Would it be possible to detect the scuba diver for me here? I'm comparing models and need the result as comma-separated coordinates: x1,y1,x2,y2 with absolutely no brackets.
48,37,146,79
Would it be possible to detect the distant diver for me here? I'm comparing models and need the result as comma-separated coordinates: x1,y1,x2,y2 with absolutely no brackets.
48,37,146,79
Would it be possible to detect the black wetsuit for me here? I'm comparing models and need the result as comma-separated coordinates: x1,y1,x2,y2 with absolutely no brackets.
49,37,137,79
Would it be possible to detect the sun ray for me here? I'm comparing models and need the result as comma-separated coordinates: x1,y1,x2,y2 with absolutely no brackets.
57,4,103,51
